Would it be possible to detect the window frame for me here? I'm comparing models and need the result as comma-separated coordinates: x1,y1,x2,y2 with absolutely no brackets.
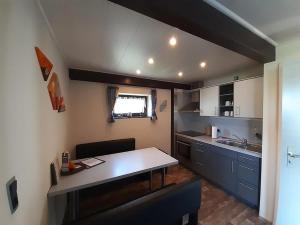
113,94,149,119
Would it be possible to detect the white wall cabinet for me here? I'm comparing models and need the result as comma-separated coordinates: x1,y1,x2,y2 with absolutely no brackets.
200,86,219,116
234,77,263,118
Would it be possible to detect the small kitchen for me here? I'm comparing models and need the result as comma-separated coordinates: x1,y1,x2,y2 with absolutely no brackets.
174,71,263,208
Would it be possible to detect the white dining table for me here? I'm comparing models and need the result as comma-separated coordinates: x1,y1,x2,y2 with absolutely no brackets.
48,147,178,220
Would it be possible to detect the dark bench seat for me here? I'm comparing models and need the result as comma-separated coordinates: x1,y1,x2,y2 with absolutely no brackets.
69,177,201,225
75,138,135,159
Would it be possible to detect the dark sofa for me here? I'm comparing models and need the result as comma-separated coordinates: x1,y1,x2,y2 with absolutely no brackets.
75,138,135,159
70,178,201,225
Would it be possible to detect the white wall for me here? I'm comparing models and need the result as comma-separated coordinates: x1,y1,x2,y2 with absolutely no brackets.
0,1,71,225
69,81,171,155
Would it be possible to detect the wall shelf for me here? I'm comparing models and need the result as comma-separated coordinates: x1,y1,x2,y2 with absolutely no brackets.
219,83,234,117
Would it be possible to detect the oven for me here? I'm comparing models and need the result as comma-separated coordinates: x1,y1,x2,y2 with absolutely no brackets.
176,137,192,160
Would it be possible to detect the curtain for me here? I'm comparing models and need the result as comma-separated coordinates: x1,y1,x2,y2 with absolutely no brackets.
150,89,158,121
107,86,119,123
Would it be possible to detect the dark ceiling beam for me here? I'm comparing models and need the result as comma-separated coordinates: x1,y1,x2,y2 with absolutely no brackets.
69,69,191,90
108,0,275,63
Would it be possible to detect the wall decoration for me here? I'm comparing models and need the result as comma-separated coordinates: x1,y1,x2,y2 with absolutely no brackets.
47,73,66,112
160,100,168,112
35,47,53,81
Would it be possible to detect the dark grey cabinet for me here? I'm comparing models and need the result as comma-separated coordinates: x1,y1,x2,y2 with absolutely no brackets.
191,142,213,180
214,152,237,193
190,141,261,208
237,153,261,207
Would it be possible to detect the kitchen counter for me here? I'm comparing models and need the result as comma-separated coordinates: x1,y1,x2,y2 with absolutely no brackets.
176,133,262,158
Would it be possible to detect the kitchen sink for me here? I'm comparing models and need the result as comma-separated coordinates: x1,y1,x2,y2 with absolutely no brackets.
216,139,262,153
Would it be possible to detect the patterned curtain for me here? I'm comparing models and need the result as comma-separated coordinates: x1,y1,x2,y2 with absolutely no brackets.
107,86,119,123
150,89,158,121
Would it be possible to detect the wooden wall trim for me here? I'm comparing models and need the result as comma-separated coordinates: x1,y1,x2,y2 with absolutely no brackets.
108,0,275,63
171,88,175,156
69,69,191,90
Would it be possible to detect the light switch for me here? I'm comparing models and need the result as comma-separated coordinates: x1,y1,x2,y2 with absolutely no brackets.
6,176,18,214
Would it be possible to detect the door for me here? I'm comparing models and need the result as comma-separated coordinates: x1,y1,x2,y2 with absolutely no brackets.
200,86,219,116
234,77,263,118
275,63,300,225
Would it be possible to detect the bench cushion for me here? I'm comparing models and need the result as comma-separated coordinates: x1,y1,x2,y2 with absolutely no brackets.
76,138,135,159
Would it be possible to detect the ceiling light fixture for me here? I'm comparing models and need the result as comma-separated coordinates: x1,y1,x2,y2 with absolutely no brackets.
136,69,141,75
178,71,183,77
200,62,206,68
148,58,154,65
169,36,177,46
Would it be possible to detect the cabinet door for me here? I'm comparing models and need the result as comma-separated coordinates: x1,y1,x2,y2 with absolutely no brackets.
214,154,237,193
234,77,263,118
191,142,211,178
200,86,219,116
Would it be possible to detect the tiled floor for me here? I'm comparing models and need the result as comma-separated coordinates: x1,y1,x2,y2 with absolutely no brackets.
79,165,271,225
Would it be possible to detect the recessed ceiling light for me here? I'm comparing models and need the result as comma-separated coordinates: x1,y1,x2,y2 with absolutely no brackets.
200,62,206,68
169,36,177,46
136,69,141,75
178,71,183,77
148,58,154,64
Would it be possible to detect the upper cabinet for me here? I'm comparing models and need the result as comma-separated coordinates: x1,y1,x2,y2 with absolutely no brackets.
234,77,263,118
200,86,219,116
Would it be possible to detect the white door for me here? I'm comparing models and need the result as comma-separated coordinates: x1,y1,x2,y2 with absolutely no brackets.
275,63,300,225
200,86,219,116
234,77,263,118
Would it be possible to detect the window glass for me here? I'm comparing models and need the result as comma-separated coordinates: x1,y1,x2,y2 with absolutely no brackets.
113,94,149,118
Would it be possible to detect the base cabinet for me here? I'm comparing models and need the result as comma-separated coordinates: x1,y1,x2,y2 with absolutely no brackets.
191,142,261,208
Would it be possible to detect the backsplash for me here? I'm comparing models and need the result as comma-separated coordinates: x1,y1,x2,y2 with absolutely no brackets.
175,113,263,144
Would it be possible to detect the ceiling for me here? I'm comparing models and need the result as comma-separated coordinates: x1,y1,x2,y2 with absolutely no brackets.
213,0,300,44
40,0,259,83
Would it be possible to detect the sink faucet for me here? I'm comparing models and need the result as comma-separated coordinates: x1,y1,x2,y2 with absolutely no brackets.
233,134,248,146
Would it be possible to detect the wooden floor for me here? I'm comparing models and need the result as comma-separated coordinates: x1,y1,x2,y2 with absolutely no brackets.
164,165,271,225
199,179,271,225
80,165,271,225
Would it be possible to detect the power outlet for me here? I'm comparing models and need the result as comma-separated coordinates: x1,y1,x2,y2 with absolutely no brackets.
182,214,189,225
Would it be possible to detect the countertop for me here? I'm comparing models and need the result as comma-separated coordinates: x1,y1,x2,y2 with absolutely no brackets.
176,133,262,158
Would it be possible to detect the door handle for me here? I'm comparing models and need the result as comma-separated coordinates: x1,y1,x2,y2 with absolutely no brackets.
287,146,300,165
176,141,191,147
288,152,300,158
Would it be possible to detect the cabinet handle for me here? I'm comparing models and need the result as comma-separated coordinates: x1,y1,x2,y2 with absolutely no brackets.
196,162,204,166
240,156,254,161
239,182,256,191
239,164,255,172
231,161,234,173
195,149,205,153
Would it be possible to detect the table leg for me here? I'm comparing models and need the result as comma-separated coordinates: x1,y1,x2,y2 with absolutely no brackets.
68,190,79,221
149,170,153,191
161,167,166,188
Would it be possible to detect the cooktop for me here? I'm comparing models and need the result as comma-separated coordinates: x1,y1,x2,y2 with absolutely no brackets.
177,130,205,137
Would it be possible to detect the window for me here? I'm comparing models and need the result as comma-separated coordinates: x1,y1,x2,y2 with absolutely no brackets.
113,94,150,118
